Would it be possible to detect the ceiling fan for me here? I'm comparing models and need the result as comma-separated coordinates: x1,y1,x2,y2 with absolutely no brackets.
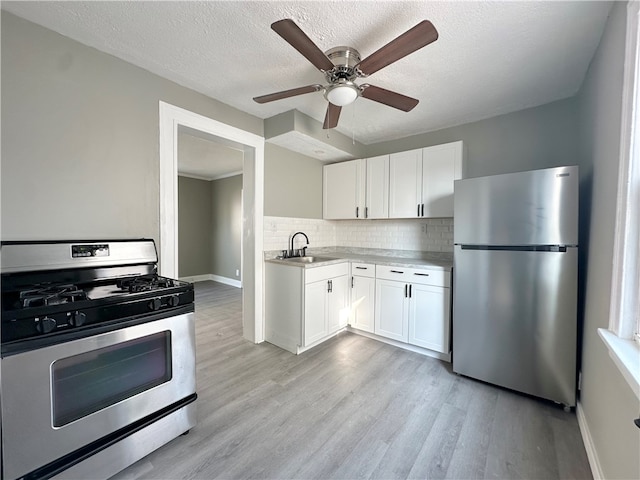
253,19,439,129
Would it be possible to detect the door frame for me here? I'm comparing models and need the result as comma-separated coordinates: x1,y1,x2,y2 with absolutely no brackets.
159,101,265,343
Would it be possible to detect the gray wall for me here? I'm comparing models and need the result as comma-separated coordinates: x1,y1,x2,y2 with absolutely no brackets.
264,143,323,218
1,12,261,245
365,97,580,178
178,175,243,282
211,175,242,280
576,2,640,479
178,176,212,277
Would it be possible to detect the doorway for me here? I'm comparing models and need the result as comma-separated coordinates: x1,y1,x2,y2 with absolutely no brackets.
177,127,243,288
159,101,264,343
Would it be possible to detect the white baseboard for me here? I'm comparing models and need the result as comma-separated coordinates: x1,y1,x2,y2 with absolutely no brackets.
576,401,604,480
210,274,242,288
179,274,241,288
347,327,451,363
178,274,211,283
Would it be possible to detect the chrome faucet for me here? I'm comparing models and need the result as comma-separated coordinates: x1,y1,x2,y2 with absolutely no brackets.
288,231,309,258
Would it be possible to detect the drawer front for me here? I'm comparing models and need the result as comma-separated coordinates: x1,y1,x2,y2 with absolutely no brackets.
376,265,450,287
351,262,375,278
375,265,412,282
305,262,349,284
407,268,450,287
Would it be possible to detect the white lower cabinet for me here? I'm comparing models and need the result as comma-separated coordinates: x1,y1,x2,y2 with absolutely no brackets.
349,263,376,333
375,279,409,342
265,262,349,354
304,279,330,346
327,274,349,334
374,265,451,354
266,260,450,357
303,264,349,348
407,283,451,353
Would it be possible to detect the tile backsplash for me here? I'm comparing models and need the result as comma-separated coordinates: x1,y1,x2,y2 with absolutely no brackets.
263,216,453,253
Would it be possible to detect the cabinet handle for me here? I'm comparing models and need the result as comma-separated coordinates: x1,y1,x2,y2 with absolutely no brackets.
405,284,408,298
355,266,368,270
328,280,332,293
356,207,359,218
414,272,430,277
409,284,412,298
417,204,420,217
351,276,354,288
365,207,369,218
390,270,404,274
421,204,424,217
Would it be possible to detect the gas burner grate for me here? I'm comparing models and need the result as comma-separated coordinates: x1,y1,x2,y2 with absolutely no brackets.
116,274,175,293
19,284,88,308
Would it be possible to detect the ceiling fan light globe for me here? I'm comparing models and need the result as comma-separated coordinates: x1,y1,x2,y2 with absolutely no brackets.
326,84,358,106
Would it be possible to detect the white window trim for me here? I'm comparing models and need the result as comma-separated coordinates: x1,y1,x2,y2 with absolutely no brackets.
598,0,640,401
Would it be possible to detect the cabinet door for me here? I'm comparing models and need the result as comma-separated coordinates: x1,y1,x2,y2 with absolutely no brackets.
375,279,409,342
389,149,422,218
350,275,375,333
421,141,463,217
408,283,451,353
323,160,365,219
328,275,349,333
365,155,389,219
304,280,329,346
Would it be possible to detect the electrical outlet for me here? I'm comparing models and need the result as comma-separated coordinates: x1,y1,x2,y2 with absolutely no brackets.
235,269,240,277
422,224,427,234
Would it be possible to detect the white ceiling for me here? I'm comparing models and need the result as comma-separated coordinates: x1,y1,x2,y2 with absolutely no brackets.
3,1,612,148
178,127,244,181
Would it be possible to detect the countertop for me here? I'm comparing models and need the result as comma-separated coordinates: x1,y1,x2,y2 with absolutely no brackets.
264,247,453,271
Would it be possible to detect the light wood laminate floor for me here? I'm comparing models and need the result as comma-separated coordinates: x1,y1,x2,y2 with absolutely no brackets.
113,281,592,480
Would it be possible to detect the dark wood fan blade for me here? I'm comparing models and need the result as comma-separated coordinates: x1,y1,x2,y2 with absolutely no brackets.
271,19,335,72
323,103,342,129
253,84,322,103
360,85,419,111
356,20,438,76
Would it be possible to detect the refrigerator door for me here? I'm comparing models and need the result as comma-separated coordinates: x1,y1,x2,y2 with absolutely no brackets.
454,166,578,246
452,245,577,406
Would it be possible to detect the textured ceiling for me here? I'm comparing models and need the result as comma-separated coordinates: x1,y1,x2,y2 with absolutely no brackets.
3,1,612,147
178,128,243,181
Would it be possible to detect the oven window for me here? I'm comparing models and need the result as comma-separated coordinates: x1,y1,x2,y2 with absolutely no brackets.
51,331,172,427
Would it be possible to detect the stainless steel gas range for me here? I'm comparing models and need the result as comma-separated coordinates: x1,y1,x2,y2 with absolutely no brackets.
0,239,197,480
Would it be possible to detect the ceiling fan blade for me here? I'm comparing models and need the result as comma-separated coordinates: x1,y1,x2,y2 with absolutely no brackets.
360,85,419,112
356,20,438,76
271,19,335,72
253,84,323,104
323,103,342,129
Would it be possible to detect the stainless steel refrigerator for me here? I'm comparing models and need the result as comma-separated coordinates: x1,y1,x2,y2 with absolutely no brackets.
453,165,578,408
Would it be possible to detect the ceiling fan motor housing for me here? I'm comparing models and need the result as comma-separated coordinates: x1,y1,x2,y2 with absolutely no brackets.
324,46,362,82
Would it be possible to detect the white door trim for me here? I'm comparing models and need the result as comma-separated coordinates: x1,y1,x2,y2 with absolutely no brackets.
159,101,265,343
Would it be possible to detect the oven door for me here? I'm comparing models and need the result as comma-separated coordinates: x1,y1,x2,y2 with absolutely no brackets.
1,311,195,480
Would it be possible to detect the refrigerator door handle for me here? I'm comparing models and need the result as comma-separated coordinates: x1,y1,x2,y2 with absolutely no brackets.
459,245,570,252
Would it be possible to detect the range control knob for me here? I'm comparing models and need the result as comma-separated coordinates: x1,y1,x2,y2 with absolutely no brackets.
38,317,57,334
149,298,162,311
70,311,87,327
168,295,179,307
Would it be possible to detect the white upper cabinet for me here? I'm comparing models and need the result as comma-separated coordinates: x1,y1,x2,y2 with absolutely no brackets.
388,149,423,218
323,157,389,220
323,140,462,220
365,155,390,219
388,141,463,218
323,159,365,219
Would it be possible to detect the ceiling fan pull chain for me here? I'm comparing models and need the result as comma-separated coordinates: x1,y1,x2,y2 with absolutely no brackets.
352,104,356,145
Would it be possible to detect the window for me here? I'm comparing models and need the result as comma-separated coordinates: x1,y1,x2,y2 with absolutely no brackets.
598,0,640,401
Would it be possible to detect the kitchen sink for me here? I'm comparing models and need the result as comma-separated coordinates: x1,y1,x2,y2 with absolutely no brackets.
283,256,339,264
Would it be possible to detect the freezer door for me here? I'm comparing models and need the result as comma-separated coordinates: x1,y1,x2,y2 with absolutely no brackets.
452,246,577,406
454,166,578,246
